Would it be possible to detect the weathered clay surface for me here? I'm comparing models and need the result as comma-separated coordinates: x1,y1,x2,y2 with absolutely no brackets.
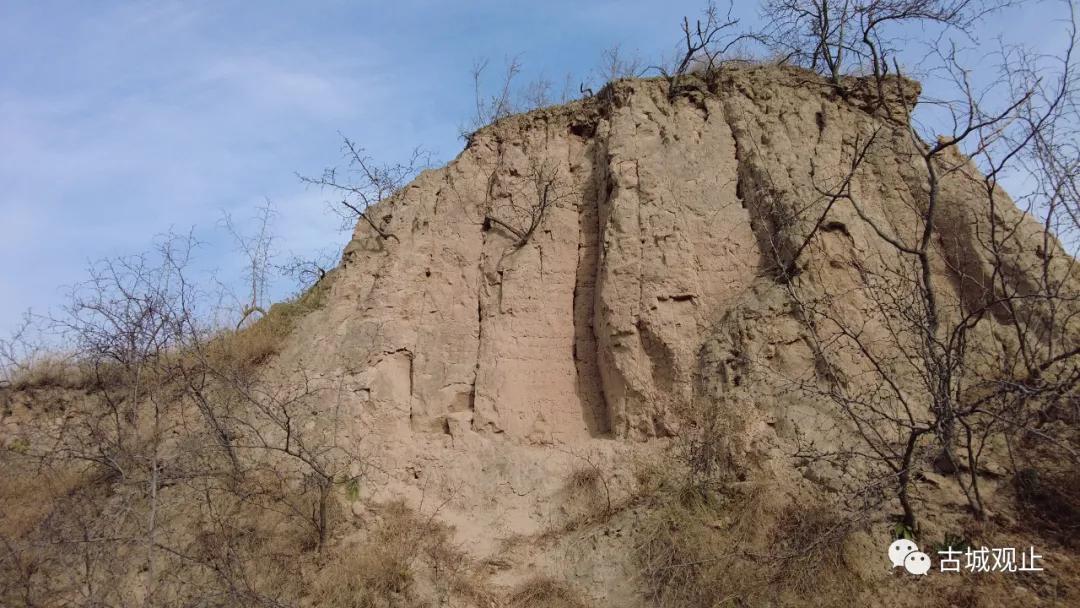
7,65,1075,608
285,66,1073,455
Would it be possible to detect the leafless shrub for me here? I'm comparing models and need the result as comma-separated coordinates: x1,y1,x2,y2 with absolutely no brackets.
521,73,554,110
507,576,591,608
659,1,756,98
0,221,354,605
465,58,587,135
224,369,367,552
768,5,1080,533
222,200,275,329
556,449,616,527
567,466,606,505
770,502,863,596
299,135,430,240
309,499,484,608
276,249,338,292
465,56,522,135
637,480,861,607
557,72,578,104
484,159,570,248
19,232,230,602
0,469,124,607
41,233,202,476
596,44,647,84
761,0,1017,87
1001,6,1080,242
0,312,48,388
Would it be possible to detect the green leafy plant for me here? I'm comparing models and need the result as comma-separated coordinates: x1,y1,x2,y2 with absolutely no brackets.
344,477,360,502
6,437,30,455
931,533,972,554
892,522,915,541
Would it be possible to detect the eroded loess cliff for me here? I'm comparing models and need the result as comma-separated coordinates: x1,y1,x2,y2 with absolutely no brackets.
286,65,1067,452
5,64,1078,608
275,69,1080,605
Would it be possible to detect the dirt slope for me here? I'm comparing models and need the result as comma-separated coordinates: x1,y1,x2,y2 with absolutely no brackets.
286,64,1061,444
261,64,1079,605
5,64,1075,608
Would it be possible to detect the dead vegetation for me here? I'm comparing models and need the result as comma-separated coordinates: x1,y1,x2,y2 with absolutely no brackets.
506,577,592,608
308,500,485,608
0,234,365,606
531,451,660,545
201,275,331,378
636,480,864,607
3,2,1080,606
567,466,607,510
483,158,570,249
1014,454,1080,549
0,201,505,608
4,355,86,391
660,1,745,99
299,135,430,241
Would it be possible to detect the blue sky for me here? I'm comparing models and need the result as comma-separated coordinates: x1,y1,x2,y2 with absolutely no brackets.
0,1,1070,335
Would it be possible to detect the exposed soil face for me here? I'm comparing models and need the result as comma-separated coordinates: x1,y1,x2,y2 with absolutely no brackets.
4,65,1078,607
285,64,1063,449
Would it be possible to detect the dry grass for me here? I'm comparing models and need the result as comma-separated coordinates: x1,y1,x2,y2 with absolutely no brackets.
205,278,330,376
309,539,413,608
0,466,467,607
1016,466,1080,549
506,577,591,608
769,502,862,600
567,465,601,490
0,275,343,607
0,460,122,607
535,463,631,543
637,487,757,607
309,499,488,608
565,465,611,517
3,278,330,394
6,356,89,391
637,481,862,608
10,278,330,393
0,462,92,540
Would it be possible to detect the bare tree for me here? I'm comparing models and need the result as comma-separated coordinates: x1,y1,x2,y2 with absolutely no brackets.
220,369,367,552
761,0,1016,87
43,234,197,476
1003,7,1080,239
0,311,48,388
465,56,522,135
222,200,275,329
773,17,1080,532
483,159,570,249
276,249,338,292
557,72,578,103
662,1,743,98
596,44,647,84
2,226,373,604
520,70,581,109
300,135,429,242
37,232,213,604
762,0,852,84
522,73,554,110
